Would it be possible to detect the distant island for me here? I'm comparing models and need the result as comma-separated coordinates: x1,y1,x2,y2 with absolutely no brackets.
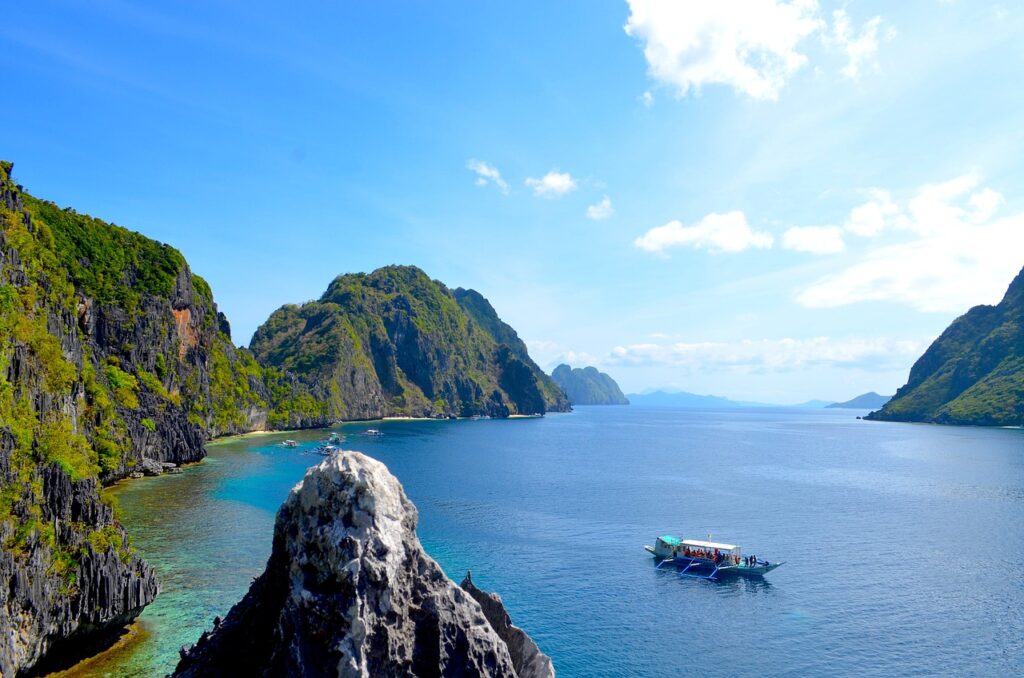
868,264,1024,426
623,390,836,408
826,392,892,409
550,364,628,405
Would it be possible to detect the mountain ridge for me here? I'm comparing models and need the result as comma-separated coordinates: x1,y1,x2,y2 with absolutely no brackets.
249,266,569,419
827,392,891,409
867,265,1024,426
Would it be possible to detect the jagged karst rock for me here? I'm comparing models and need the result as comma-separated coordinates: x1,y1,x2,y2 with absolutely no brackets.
174,452,554,677
460,572,555,678
0,463,158,676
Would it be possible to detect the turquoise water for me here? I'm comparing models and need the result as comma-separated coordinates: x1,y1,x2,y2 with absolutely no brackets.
91,407,1023,676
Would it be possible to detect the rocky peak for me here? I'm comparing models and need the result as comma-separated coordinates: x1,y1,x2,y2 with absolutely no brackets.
174,451,554,677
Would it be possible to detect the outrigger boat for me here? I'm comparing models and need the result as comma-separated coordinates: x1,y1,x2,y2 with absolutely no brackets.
364,428,383,436
281,439,298,448
644,535,782,580
328,432,342,443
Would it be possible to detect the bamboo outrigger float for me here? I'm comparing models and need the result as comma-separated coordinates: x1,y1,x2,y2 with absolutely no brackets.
644,535,783,580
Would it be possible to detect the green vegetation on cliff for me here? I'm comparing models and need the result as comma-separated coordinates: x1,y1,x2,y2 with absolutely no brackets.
251,266,570,418
1,161,161,674
550,364,629,406
868,265,1024,426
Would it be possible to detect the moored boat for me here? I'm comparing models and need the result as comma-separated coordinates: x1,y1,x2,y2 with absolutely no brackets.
644,535,782,579
282,439,298,448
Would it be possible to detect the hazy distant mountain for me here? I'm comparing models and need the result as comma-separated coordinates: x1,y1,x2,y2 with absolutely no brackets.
868,264,1024,426
550,364,628,405
792,399,836,408
626,390,837,408
827,392,891,409
626,390,764,408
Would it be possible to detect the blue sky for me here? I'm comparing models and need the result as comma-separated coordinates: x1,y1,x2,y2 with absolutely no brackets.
3,0,1023,402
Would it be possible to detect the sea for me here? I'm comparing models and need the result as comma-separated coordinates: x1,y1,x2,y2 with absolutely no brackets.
62,406,1024,677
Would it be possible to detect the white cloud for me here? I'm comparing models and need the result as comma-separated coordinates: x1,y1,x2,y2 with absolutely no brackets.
826,9,887,80
586,196,615,220
798,174,1024,311
623,0,823,100
844,189,904,237
639,90,654,107
634,211,774,254
525,170,577,198
782,225,846,254
467,159,509,194
604,336,923,372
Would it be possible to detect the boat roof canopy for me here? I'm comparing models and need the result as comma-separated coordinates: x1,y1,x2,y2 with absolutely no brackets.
681,539,739,551
658,535,681,546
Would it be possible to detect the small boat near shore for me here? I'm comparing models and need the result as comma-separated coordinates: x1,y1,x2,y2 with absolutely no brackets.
364,428,383,436
644,535,782,580
281,439,298,448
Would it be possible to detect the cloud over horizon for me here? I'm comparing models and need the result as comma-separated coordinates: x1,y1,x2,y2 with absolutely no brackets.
607,335,924,373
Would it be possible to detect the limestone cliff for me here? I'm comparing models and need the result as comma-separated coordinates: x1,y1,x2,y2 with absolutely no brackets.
0,162,172,674
550,364,628,406
174,451,554,677
868,264,1024,426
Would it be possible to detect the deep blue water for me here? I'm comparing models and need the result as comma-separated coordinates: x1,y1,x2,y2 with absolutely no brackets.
91,407,1024,677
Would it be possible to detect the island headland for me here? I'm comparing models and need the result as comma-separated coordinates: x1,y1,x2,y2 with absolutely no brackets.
867,264,1024,426
550,364,628,406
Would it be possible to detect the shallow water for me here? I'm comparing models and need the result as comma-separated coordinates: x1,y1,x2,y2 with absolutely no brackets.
78,407,1023,676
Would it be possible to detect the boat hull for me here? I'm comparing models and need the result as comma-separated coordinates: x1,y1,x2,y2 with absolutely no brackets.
644,545,782,577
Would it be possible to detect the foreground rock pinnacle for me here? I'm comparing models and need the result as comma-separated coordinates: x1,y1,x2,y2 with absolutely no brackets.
173,451,554,677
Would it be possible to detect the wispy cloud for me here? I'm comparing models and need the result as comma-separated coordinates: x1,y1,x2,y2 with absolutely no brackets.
634,211,773,254
825,9,892,80
467,159,509,194
586,196,615,220
525,170,577,198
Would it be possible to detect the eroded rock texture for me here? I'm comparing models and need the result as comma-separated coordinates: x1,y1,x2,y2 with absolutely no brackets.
174,452,554,677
